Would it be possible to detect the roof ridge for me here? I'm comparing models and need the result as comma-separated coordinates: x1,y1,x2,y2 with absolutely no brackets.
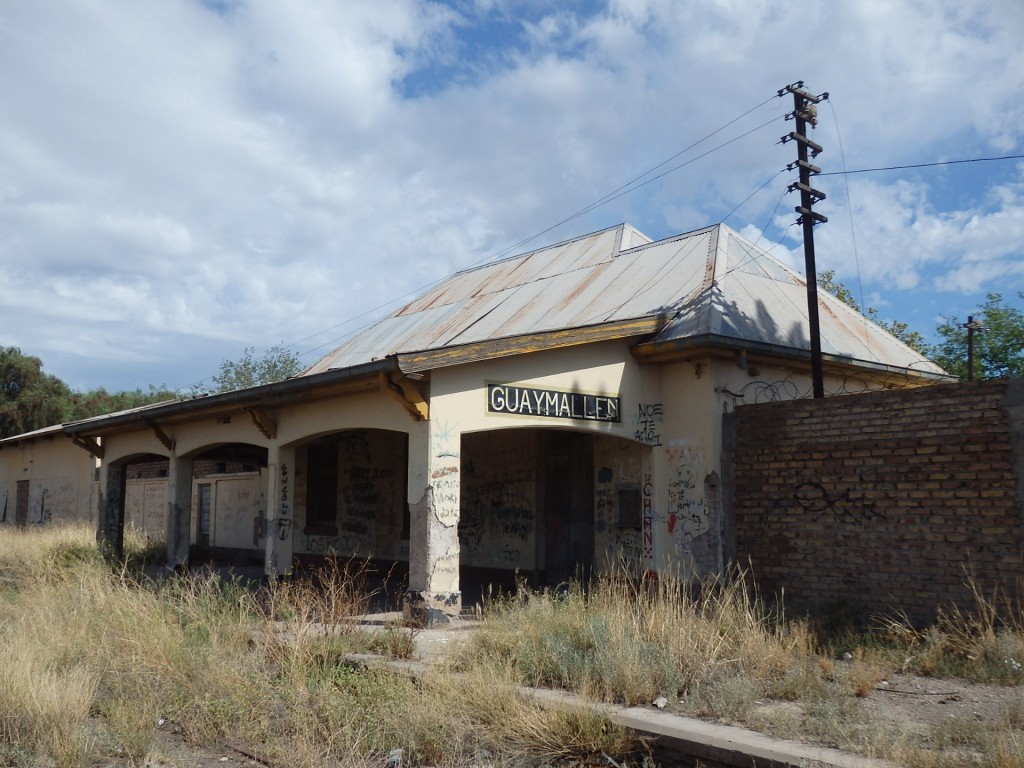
617,222,719,256
449,222,634,278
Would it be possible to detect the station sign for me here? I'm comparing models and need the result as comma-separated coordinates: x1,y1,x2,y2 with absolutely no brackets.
487,383,620,423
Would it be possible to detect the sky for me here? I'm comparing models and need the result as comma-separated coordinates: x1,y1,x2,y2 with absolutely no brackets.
1,0,1022,393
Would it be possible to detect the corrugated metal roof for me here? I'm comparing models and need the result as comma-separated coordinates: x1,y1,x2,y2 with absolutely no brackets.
304,222,947,377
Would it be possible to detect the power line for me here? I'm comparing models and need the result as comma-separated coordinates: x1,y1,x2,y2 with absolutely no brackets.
826,100,873,347
719,168,787,226
471,113,784,267
209,132,1024,385
818,154,1024,176
271,97,787,361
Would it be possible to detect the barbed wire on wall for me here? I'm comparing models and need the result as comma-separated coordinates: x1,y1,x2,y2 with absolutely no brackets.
717,367,942,411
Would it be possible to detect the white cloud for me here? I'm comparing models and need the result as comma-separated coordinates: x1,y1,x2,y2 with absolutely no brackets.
808,166,1024,296
0,0,1021,390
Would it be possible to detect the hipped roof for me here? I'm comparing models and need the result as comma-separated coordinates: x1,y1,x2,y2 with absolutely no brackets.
305,222,947,379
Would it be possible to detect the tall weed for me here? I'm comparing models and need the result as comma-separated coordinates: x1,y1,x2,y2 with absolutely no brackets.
466,568,814,707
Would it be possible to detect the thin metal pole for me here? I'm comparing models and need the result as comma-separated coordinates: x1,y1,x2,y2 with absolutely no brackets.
966,315,976,381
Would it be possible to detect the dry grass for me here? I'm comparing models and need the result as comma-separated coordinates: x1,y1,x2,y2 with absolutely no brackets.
0,525,648,768
463,567,1024,768
463,569,815,707
6,524,1022,768
870,578,1024,686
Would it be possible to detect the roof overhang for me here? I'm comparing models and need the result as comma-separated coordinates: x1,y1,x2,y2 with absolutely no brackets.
0,424,68,449
631,333,954,383
63,358,402,438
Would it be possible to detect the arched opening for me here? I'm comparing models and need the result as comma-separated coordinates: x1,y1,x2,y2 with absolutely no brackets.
290,428,411,598
188,443,269,564
458,428,646,603
121,452,171,542
105,444,270,565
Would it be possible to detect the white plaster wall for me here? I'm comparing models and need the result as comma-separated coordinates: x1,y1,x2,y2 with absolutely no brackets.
202,473,265,550
275,392,419,448
101,431,169,466
429,340,660,440
0,436,96,525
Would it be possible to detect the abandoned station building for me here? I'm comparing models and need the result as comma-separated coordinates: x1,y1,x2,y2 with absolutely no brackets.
0,222,947,620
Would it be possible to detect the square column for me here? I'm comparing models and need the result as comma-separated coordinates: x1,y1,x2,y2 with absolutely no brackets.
166,454,193,569
98,463,125,560
404,421,461,625
265,444,296,578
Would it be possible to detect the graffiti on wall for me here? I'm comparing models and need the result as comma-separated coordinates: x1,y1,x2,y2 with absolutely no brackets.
278,463,291,540
615,530,643,562
432,463,460,528
430,543,460,590
595,486,612,533
634,403,663,446
342,465,397,525
459,469,534,558
793,482,884,525
303,532,363,555
642,473,654,568
339,431,371,465
666,447,709,557
430,420,461,528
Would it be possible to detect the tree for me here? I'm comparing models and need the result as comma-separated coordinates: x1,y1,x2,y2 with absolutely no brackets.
203,344,303,394
927,292,1024,380
0,347,74,438
817,270,929,355
67,385,180,422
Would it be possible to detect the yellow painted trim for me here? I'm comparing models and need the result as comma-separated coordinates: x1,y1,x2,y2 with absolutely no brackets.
378,372,429,421
397,316,664,373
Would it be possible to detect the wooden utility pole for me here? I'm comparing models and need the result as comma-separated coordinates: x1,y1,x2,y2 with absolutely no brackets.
780,82,829,398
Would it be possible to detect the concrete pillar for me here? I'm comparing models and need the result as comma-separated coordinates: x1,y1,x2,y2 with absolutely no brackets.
166,454,193,568
404,420,461,625
265,444,296,578
98,462,125,559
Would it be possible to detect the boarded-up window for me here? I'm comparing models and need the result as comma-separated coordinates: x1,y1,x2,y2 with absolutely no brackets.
615,485,641,528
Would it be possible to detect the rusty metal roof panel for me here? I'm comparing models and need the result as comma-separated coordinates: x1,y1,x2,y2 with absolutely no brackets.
656,226,947,374
612,229,715,314
529,227,621,279
306,221,945,376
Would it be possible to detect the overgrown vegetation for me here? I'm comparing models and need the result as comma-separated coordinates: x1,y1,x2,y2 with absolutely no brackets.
461,570,1024,767
4,525,1023,767
0,525,640,768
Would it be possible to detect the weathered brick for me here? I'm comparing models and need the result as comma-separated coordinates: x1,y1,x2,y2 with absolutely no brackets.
729,379,1019,625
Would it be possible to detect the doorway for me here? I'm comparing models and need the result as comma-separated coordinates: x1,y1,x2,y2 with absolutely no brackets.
541,431,594,585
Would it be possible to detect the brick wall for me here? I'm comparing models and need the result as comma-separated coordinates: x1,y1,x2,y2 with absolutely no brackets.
723,379,1024,624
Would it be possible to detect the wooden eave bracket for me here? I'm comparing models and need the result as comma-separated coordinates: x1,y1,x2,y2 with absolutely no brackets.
149,422,175,452
245,406,278,439
379,372,429,421
72,435,104,459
